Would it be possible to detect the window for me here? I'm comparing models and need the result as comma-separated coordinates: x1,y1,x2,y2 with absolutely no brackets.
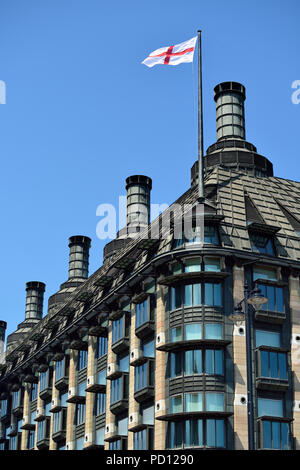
117,416,128,436
169,323,223,344
261,420,291,450
206,393,224,412
136,298,149,327
257,398,283,418
96,336,108,358
134,427,154,450
257,284,284,313
167,419,225,449
170,393,224,414
97,369,106,385
96,427,105,446
0,399,8,418
60,391,68,408
205,323,223,339
40,371,50,391
52,408,66,434
110,375,129,404
185,323,202,340
185,393,203,412
37,419,50,442
75,403,86,425
135,361,154,392
118,353,129,373
109,439,127,450
142,403,154,425
169,283,222,310
27,430,35,450
169,349,223,378
112,316,130,344
256,330,280,348
11,390,21,410
30,383,38,401
204,226,219,245
77,350,88,371
77,381,86,398
142,338,155,358
253,266,277,282
95,393,106,415
259,350,287,380
55,359,64,381
250,233,275,255
75,437,84,450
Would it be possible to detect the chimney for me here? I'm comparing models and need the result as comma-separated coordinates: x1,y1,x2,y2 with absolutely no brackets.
214,81,246,141
68,235,91,280
125,175,152,236
0,321,7,355
25,281,46,320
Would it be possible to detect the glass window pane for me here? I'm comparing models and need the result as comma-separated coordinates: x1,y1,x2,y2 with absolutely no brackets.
206,393,224,412
278,353,287,380
143,339,155,358
260,350,269,377
170,395,183,413
170,327,182,342
185,393,203,412
263,420,272,448
204,258,221,272
257,398,283,418
253,266,277,281
194,350,202,374
255,330,280,348
193,284,201,306
205,350,214,374
216,419,225,448
185,323,202,340
281,422,289,450
184,284,193,307
272,421,281,449
205,323,222,339
185,259,201,273
206,419,215,447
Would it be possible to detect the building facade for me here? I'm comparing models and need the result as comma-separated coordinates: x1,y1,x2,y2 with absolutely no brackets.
0,81,300,451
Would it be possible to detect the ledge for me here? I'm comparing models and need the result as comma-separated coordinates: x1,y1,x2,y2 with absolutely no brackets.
156,339,231,352
158,271,229,286
156,411,232,422
255,310,286,324
134,386,154,403
256,377,289,391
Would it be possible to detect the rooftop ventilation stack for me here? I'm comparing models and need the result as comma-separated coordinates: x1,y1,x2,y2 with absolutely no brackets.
190,82,274,187
6,282,46,349
103,175,152,262
214,81,246,141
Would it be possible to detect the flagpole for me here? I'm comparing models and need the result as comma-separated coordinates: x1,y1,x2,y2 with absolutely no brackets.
197,30,204,201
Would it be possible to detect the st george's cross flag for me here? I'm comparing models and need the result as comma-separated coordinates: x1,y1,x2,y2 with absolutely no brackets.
142,36,197,68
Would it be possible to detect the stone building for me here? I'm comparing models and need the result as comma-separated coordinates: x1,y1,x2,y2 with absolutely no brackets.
0,81,300,450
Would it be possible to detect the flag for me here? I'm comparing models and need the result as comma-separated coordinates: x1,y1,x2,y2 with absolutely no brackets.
142,36,197,68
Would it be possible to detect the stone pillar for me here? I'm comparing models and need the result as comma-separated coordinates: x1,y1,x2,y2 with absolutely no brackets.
104,321,115,449
128,304,139,449
232,264,248,450
154,284,166,450
66,350,76,450
289,273,300,449
21,383,30,450
84,336,97,448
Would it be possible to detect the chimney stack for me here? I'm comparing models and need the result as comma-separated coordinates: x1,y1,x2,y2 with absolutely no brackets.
25,281,46,320
0,321,7,355
125,175,152,236
68,235,91,280
214,81,246,141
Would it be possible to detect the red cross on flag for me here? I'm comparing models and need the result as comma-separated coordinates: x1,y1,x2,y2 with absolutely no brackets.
142,36,197,68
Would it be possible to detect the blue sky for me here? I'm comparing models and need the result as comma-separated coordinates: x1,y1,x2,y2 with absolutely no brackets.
0,0,299,339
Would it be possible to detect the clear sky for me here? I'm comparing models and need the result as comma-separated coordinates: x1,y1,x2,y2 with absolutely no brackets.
0,0,299,340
